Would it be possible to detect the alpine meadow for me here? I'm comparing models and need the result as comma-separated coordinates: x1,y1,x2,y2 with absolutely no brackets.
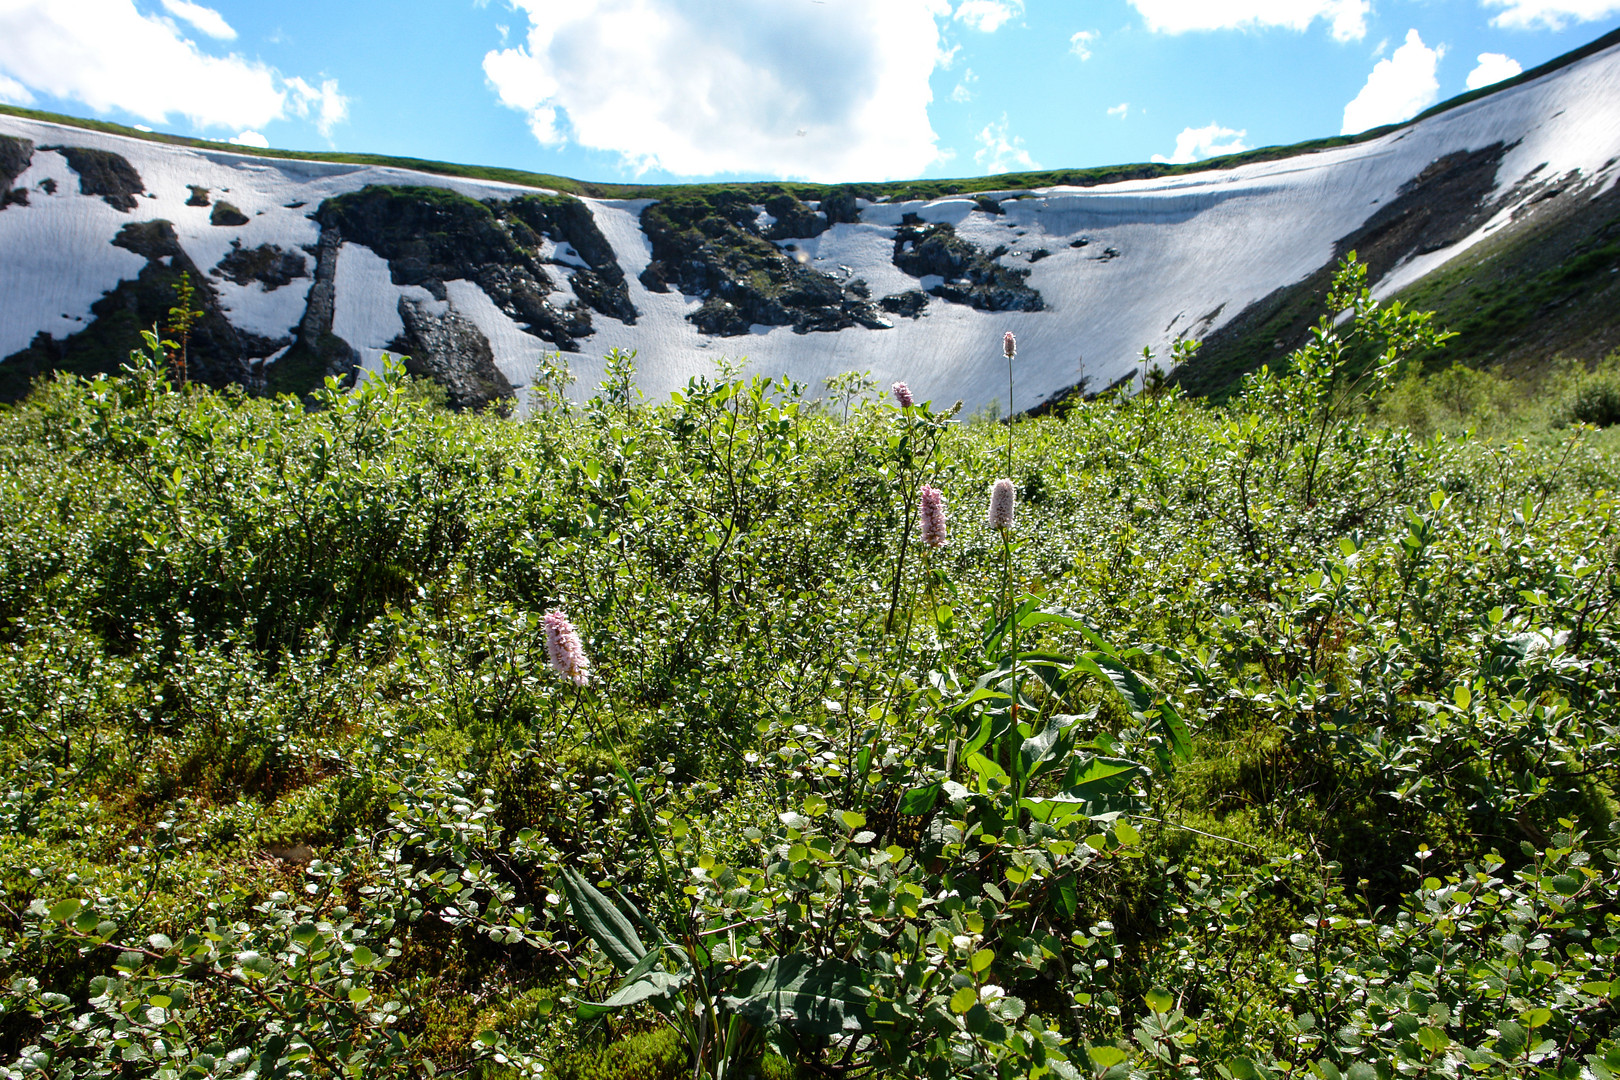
4,10,1620,1080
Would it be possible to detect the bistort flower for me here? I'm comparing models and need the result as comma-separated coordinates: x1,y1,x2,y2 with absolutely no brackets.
987,478,1015,531
918,484,947,548
892,381,914,408
1003,331,1017,359
544,609,591,686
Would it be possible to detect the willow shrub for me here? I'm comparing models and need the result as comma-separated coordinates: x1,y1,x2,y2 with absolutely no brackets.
2,261,1619,1079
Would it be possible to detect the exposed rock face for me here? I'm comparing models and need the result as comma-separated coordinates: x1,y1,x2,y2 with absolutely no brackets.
48,146,143,211
186,185,210,207
317,184,602,352
391,298,514,412
880,290,929,318
892,219,1044,312
762,193,826,241
213,241,308,289
0,135,32,210
210,201,249,227
638,190,890,336
1177,142,1512,397
269,224,353,397
0,219,286,400
505,194,637,323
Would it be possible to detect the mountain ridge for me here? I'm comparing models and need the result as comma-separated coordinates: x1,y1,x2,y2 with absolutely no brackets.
3,26,1619,411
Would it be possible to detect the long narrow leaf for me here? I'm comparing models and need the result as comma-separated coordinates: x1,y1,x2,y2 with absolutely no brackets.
558,867,648,973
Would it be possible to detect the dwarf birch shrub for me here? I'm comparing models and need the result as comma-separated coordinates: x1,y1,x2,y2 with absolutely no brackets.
1,272,1618,1078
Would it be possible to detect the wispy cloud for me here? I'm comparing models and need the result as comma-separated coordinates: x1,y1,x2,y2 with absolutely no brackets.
954,0,1023,33
1482,0,1620,30
1129,0,1369,41
1107,102,1130,119
951,68,978,103
1341,28,1442,135
159,0,236,41
1152,122,1249,163
975,115,1039,174
1069,29,1097,60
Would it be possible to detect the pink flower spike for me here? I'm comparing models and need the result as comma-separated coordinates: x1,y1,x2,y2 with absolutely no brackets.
544,610,591,687
892,381,914,408
919,484,948,549
987,478,1015,531
1003,332,1017,359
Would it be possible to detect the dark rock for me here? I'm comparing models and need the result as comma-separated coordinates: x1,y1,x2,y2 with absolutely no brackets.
821,187,860,225
210,201,250,227
0,136,32,203
880,291,929,318
892,220,1044,312
1028,248,1050,263
47,146,143,211
1069,238,1090,248
271,223,354,397
974,196,1005,216
318,184,594,349
762,193,826,240
505,193,636,323
213,241,308,290
3,188,25,209
186,185,211,207
38,177,56,195
390,298,515,412
1095,246,1121,261
639,191,889,336
0,219,285,401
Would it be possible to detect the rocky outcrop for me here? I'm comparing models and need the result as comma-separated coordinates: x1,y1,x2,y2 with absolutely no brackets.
0,220,287,401
186,185,210,207
390,298,514,412
0,135,31,210
505,194,637,324
213,241,307,289
638,190,890,336
892,218,1044,312
880,290,929,318
48,146,143,211
1176,142,1513,398
317,184,604,352
268,225,354,397
762,193,826,241
210,201,249,227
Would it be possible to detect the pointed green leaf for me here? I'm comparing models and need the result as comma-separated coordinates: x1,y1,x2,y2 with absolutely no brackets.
721,954,870,1036
558,867,648,973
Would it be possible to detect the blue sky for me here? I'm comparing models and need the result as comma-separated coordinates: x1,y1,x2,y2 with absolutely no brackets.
1,0,1617,184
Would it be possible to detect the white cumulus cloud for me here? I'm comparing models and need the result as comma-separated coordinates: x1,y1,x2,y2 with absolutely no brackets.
483,0,950,180
1482,0,1620,29
0,72,35,106
228,129,269,148
975,116,1039,174
1108,102,1130,119
159,0,236,40
1130,0,1369,41
1341,28,1442,135
955,0,1023,32
1070,30,1097,60
0,0,347,137
1151,123,1249,163
1465,52,1523,90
